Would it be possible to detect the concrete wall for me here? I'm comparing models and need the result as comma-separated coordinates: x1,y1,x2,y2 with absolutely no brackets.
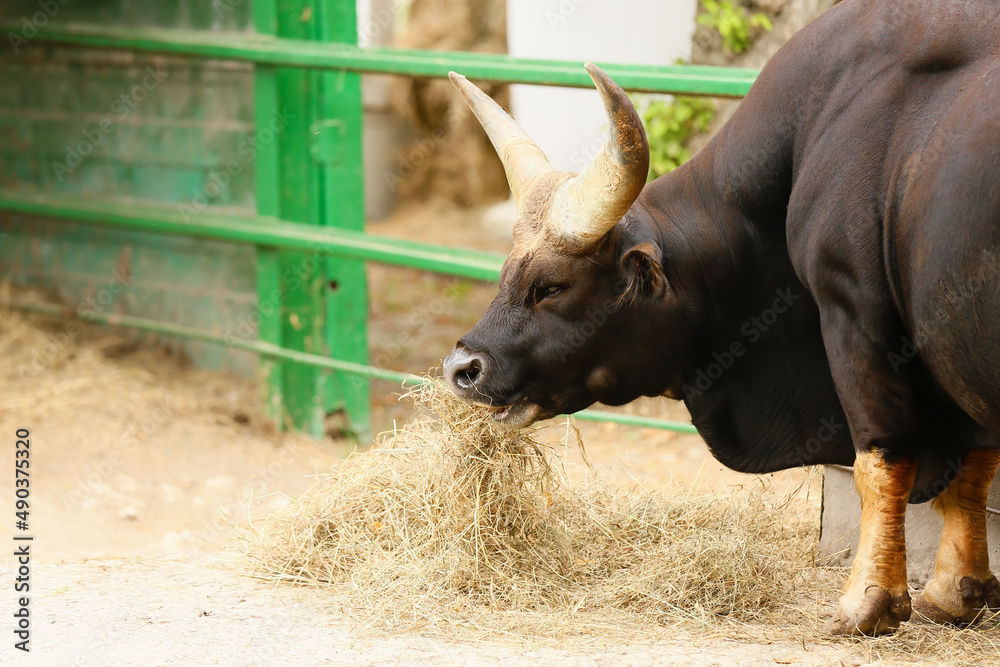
818,466,1000,585
506,0,698,172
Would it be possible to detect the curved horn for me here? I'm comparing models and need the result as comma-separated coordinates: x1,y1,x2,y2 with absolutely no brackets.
550,63,650,247
449,71,553,212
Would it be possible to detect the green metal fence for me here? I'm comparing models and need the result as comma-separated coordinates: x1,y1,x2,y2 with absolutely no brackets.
0,1,756,440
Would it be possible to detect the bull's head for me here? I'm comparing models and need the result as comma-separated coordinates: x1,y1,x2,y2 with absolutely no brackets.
443,64,689,427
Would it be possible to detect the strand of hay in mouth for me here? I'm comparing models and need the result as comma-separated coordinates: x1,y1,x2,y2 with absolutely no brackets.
246,380,811,639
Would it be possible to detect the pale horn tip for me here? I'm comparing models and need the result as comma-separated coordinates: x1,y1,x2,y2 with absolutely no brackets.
448,71,466,85
583,62,614,88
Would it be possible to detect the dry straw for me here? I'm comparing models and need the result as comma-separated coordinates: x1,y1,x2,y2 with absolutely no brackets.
246,379,816,640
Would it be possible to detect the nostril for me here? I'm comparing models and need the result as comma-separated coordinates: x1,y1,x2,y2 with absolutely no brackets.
444,346,489,397
456,358,482,389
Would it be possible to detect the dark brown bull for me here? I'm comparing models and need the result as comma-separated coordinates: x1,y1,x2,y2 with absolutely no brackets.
442,0,1000,635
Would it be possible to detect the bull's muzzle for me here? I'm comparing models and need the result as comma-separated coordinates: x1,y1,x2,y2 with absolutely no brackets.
443,345,490,400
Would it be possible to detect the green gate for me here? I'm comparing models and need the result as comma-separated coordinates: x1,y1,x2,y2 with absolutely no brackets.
0,1,756,439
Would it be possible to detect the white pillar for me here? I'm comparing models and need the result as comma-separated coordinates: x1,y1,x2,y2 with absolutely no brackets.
506,0,698,171
358,0,416,220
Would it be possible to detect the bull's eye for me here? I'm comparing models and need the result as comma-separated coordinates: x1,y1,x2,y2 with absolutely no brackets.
536,284,564,303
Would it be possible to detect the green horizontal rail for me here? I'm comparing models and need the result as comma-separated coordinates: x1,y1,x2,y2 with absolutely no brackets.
0,190,504,282
5,299,698,435
7,22,759,96
573,410,699,434
6,300,419,384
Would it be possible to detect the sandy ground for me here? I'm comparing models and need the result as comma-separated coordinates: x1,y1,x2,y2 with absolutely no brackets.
1,557,875,667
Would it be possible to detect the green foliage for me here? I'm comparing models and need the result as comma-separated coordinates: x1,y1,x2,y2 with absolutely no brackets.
633,95,716,181
697,0,773,55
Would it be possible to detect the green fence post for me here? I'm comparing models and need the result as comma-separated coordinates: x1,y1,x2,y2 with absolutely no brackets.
253,0,285,427
255,0,328,436
315,0,371,442
253,0,371,439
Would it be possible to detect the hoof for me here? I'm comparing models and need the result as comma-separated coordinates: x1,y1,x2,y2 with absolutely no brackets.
913,575,1000,625
985,576,1000,609
828,586,911,636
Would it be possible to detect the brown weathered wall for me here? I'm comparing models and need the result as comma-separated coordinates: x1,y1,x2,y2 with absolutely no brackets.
692,0,841,68
389,0,511,208
688,0,841,154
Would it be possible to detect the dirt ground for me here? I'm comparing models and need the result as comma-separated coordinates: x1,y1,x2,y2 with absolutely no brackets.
17,559,865,667
1,202,990,666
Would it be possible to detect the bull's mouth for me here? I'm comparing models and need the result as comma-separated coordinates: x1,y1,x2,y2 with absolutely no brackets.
483,401,542,429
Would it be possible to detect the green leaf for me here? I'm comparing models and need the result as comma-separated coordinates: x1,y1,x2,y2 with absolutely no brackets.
751,13,773,31
639,89,716,180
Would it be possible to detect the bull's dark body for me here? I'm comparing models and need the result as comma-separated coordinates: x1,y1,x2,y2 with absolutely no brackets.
455,0,1000,502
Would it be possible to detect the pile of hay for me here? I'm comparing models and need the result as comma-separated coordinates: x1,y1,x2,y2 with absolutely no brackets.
247,381,814,638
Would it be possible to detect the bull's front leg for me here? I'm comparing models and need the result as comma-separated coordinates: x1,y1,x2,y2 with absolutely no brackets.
828,450,917,635
912,449,1000,624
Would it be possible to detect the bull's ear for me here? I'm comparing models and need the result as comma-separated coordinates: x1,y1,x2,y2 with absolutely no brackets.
619,241,668,299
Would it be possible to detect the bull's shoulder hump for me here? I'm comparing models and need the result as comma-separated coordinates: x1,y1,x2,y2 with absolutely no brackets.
754,0,1000,102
